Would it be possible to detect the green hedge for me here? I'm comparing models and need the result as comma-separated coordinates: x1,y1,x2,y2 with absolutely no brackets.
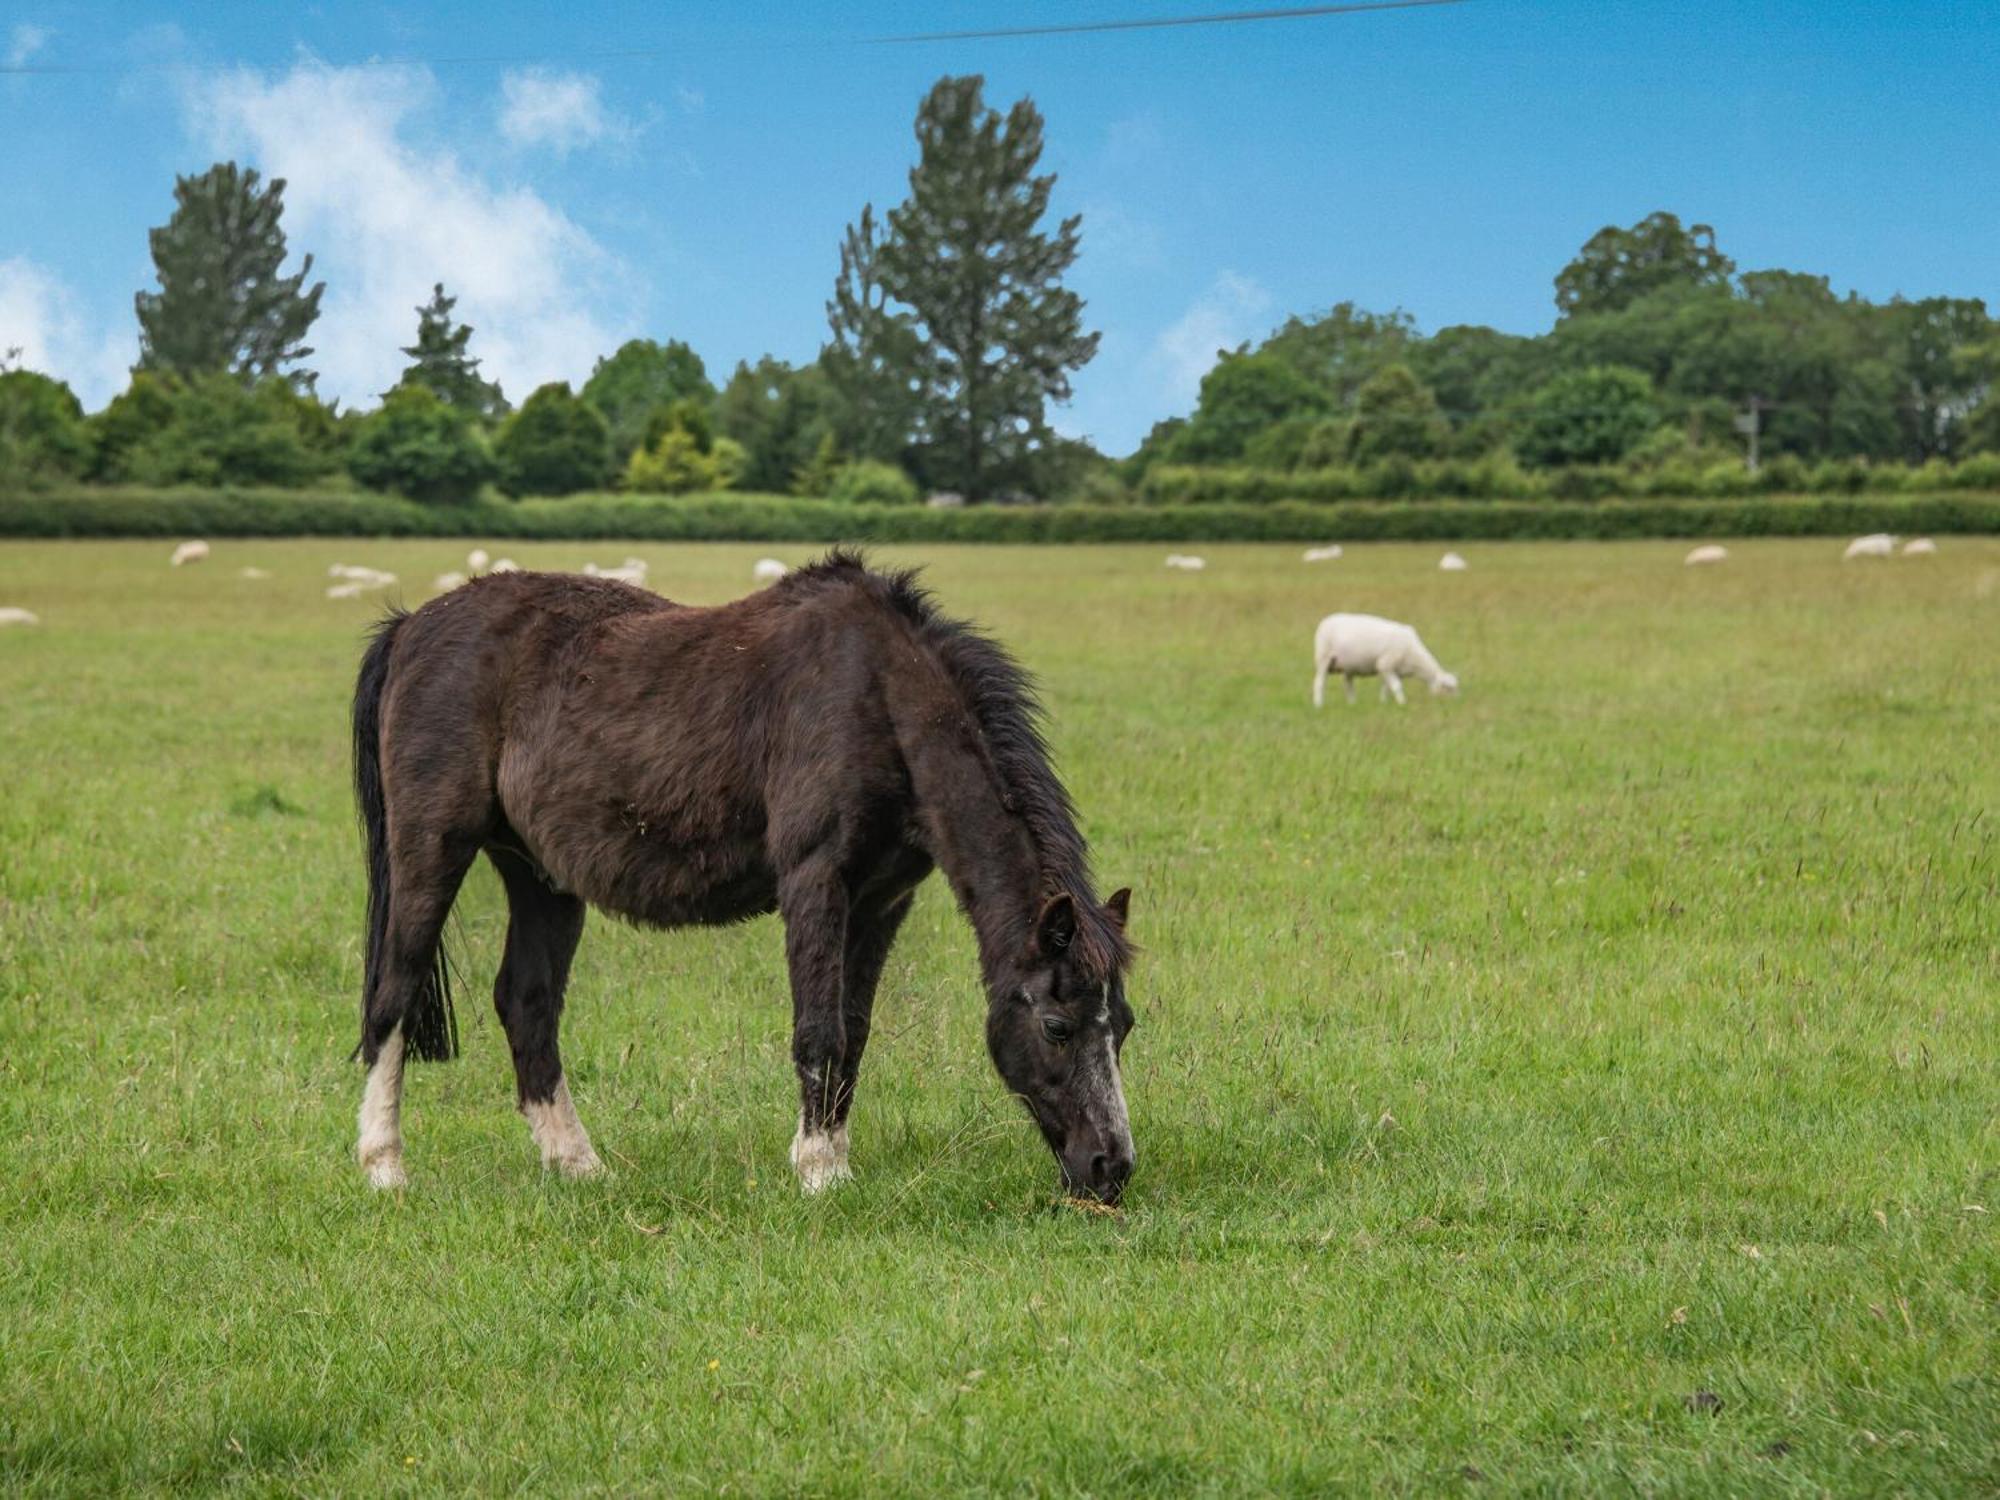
3,485,1997,543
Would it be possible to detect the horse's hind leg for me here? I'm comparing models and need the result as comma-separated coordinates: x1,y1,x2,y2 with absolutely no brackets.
357,832,480,1188
489,849,599,1178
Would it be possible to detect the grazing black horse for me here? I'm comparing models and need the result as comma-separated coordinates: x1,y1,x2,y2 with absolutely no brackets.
352,551,1136,1201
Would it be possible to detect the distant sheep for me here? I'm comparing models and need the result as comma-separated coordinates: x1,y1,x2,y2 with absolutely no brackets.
0,606,39,627
238,567,271,580
326,582,368,600
489,558,521,574
1902,537,1938,557
753,558,789,583
1684,544,1729,566
583,556,648,586
432,571,468,591
467,548,491,573
1164,554,1207,571
1438,552,1469,572
1844,533,1895,560
1302,545,1344,563
328,564,397,588
170,540,209,567
1313,613,1460,707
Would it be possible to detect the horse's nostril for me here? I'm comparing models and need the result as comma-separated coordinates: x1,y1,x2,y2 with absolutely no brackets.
1090,1152,1110,1185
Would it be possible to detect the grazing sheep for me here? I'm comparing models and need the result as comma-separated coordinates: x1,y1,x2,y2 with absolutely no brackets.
326,582,368,600
1313,612,1460,707
433,571,468,591
0,606,39,627
753,557,789,583
1164,554,1207,571
467,548,491,572
328,564,397,587
1302,545,1344,563
489,558,521,574
238,567,271,580
1438,552,1469,572
170,540,210,567
583,556,649,586
1684,544,1729,566
1844,533,1895,560
1902,537,1938,557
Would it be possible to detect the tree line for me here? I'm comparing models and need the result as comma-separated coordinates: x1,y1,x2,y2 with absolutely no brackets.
3,78,1997,505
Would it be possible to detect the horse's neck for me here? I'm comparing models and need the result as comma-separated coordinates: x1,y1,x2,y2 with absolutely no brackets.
901,723,1044,979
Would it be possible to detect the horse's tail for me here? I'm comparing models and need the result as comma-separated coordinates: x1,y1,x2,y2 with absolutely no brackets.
353,610,458,1064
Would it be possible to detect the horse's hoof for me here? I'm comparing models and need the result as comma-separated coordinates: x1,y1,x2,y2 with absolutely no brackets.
553,1150,606,1180
364,1155,408,1190
790,1124,851,1193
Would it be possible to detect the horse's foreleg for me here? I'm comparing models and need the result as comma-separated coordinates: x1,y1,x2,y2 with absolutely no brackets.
780,857,851,1192
490,850,598,1178
830,891,914,1152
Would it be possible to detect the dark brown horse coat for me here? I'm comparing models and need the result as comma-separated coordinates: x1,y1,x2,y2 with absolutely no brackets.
352,552,1135,1199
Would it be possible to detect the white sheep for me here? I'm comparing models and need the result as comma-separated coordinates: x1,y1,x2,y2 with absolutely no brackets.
489,558,521,573
1302,545,1344,563
238,566,271,580
1438,552,1469,572
753,558,789,583
1844,533,1895,560
467,548,491,573
583,556,648,586
170,540,210,567
325,582,368,600
0,606,39,627
432,571,468,591
1164,554,1207,571
328,563,397,587
1313,613,1460,707
1684,544,1729,566
1902,537,1938,557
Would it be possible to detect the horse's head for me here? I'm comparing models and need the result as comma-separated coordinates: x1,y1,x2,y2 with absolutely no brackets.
988,888,1136,1205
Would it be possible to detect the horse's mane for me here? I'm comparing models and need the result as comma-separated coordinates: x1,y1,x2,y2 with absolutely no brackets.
782,550,1129,977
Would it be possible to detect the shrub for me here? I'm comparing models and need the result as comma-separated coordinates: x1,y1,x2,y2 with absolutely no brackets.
828,459,919,506
345,386,497,503
1347,364,1448,463
495,383,611,497
0,370,91,487
117,374,334,489
85,374,180,481
1949,452,2000,490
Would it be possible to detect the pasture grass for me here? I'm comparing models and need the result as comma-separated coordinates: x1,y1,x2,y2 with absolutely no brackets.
1,537,1995,1495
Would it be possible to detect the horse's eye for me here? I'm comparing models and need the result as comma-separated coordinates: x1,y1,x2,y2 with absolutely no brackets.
1041,1017,1072,1046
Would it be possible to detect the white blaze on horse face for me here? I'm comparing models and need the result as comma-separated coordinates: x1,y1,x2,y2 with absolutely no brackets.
1097,1031,1134,1168
523,1077,604,1178
356,1026,408,1189
790,1119,852,1193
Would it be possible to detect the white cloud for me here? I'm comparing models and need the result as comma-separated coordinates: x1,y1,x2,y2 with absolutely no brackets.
0,258,133,408
675,84,704,116
498,68,626,153
182,61,634,408
6,23,52,68
1154,271,1273,412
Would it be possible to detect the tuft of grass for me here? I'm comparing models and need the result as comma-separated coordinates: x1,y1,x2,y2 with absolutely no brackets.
1,538,1995,1495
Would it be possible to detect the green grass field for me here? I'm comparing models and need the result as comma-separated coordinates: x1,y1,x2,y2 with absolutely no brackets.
2,538,1995,1495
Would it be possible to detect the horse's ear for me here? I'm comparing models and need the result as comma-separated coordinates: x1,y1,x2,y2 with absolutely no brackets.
1034,893,1077,956
1103,888,1132,929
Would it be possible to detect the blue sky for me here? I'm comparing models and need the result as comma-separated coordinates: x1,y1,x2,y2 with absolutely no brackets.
3,1,1996,454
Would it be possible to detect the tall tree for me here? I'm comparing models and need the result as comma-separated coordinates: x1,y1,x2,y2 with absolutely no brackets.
135,163,324,384
1554,211,1734,321
823,205,923,466
872,76,1099,499
391,283,507,419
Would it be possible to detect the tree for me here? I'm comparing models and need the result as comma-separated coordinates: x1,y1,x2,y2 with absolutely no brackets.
85,373,180,481
824,205,924,466
718,356,842,493
494,382,611,496
0,367,91,486
135,162,324,384
346,386,496,503
1515,366,1659,467
870,76,1100,499
1347,363,1448,463
580,339,714,462
1554,211,1734,320
391,284,508,420
1169,353,1328,464
623,429,743,494
1259,302,1417,408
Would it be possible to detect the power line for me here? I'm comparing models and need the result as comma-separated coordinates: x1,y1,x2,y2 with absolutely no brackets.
0,2,1468,77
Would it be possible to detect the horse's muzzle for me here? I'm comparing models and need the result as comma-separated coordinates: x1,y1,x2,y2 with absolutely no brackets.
1062,1140,1133,1205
